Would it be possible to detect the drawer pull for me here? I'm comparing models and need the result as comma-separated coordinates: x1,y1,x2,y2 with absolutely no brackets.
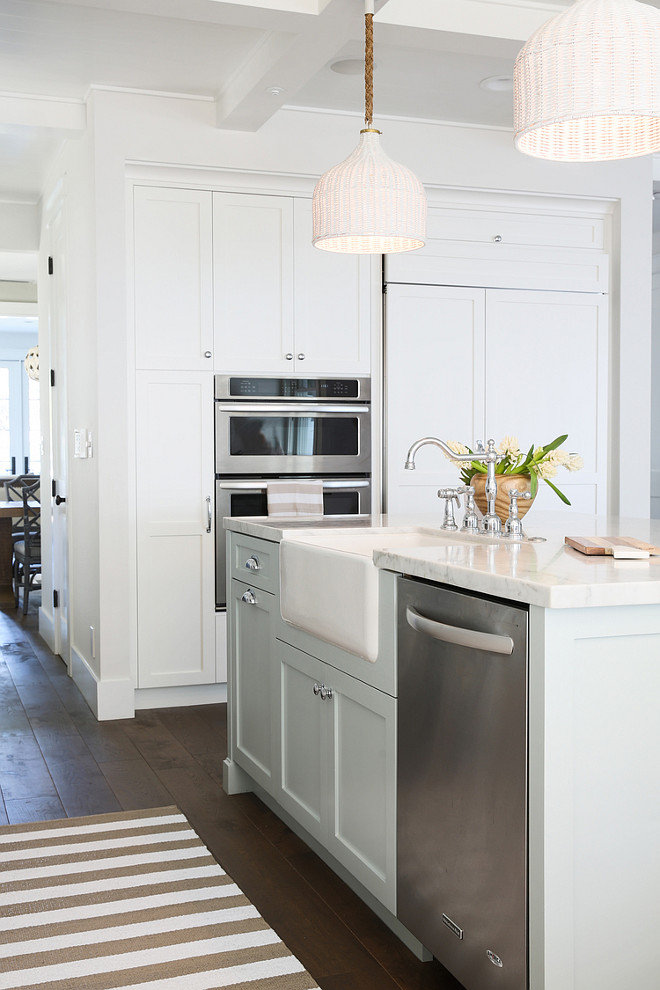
244,556,261,571
241,590,257,605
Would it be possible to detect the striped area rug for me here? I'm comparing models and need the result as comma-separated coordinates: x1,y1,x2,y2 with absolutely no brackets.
0,805,319,990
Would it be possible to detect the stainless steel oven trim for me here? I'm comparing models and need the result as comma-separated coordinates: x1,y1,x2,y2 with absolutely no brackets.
217,479,371,491
214,403,370,415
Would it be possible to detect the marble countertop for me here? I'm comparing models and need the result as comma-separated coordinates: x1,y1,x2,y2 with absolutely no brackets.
224,512,660,608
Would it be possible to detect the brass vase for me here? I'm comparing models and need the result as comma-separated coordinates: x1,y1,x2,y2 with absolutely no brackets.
471,473,535,525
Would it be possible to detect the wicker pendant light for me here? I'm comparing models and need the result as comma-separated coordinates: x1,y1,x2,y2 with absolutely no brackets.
312,1,426,253
514,0,660,162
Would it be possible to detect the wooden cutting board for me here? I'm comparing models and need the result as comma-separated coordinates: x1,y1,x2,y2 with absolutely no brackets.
565,536,660,557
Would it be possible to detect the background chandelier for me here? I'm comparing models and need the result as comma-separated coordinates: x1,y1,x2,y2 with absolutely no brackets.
24,345,39,381
312,0,426,253
514,0,660,162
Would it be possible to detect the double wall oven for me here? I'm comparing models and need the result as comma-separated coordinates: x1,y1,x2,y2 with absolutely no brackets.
215,374,371,609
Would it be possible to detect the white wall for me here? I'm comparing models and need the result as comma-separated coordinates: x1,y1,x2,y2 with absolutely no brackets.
41,89,654,716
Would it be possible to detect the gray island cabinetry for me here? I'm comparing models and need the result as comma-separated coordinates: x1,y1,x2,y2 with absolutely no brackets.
224,515,660,990
225,528,399,922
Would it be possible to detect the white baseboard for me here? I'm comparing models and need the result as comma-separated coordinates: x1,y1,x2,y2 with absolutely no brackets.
70,646,135,721
134,682,227,710
38,605,56,653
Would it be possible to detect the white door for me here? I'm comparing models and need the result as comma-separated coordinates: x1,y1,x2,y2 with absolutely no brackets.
385,284,486,513
135,370,215,687
485,289,609,515
46,203,70,665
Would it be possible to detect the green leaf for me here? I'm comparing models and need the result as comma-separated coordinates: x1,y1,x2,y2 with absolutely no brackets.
543,476,571,505
541,434,568,455
529,469,538,498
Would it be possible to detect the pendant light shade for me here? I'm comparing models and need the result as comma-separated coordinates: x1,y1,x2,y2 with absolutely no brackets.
313,128,427,253
514,0,660,162
312,3,426,253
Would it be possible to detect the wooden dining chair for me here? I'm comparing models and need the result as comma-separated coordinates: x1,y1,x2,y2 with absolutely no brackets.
13,480,41,614
5,475,40,542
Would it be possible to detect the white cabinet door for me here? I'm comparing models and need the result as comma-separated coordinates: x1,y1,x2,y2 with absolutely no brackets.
485,289,609,515
230,579,278,793
213,193,294,373
133,187,213,370
293,199,371,375
135,370,215,687
386,284,486,514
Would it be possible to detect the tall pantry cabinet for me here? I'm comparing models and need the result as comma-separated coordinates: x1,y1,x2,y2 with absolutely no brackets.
385,203,610,516
131,183,372,695
133,186,217,689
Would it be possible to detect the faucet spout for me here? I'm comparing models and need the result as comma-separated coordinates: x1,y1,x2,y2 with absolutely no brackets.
404,436,475,471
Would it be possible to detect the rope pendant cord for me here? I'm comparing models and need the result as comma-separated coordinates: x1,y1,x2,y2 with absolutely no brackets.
364,12,373,128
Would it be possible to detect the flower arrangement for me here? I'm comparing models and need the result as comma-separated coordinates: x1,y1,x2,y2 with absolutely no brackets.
445,435,583,505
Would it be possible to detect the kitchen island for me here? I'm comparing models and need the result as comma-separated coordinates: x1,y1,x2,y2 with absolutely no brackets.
223,512,660,990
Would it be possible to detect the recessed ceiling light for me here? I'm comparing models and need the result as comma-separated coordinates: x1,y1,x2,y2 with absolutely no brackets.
480,75,514,92
330,58,368,76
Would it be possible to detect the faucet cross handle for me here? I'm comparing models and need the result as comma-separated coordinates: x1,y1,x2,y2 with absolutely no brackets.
504,488,532,539
457,485,479,532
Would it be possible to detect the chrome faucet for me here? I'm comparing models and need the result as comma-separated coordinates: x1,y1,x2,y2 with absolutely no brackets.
404,436,504,534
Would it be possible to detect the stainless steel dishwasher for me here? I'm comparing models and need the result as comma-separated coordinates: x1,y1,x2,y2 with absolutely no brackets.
397,576,528,990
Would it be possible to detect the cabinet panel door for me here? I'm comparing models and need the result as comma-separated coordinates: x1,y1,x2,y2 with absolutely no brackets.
230,580,277,793
293,199,371,375
136,371,215,687
277,640,325,842
485,289,608,514
213,193,294,373
386,284,486,514
323,664,396,911
133,187,213,370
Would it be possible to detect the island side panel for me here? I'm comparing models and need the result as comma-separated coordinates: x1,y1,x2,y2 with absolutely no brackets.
529,603,660,990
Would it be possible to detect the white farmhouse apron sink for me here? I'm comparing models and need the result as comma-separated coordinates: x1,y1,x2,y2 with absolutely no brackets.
279,529,458,661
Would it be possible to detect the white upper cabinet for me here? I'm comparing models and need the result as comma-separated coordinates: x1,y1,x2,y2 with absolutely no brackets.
133,186,214,370
213,192,371,375
386,205,609,293
213,192,294,373
292,199,371,376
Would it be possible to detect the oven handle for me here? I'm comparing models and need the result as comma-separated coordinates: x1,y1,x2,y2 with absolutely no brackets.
214,403,369,414
217,480,371,491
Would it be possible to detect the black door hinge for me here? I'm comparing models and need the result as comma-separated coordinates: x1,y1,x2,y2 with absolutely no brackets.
48,257,54,275
50,369,55,387
53,590,59,609
52,479,57,498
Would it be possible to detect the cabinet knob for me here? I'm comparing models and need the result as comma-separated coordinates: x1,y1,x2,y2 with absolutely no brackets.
204,351,212,358
285,353,294,361
492,234,502,243
297,353,305,361
313,682,322,696
244,555,261,570
320,684,334,701
241,589,257,604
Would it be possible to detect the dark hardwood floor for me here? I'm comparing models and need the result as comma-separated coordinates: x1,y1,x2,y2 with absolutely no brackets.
0,596,463,990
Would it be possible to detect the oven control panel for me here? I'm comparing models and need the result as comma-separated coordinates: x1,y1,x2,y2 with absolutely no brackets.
215,375,370,401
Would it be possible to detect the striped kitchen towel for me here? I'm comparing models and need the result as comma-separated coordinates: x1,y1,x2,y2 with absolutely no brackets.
267,480,324,517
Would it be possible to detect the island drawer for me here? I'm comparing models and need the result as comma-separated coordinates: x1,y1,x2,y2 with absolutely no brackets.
229,534,279,594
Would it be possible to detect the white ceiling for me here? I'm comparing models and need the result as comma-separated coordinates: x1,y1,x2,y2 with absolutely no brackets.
1,0,659,207
0,0,583,205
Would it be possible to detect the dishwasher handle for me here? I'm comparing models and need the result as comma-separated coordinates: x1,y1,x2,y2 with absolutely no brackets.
405,606,514,656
